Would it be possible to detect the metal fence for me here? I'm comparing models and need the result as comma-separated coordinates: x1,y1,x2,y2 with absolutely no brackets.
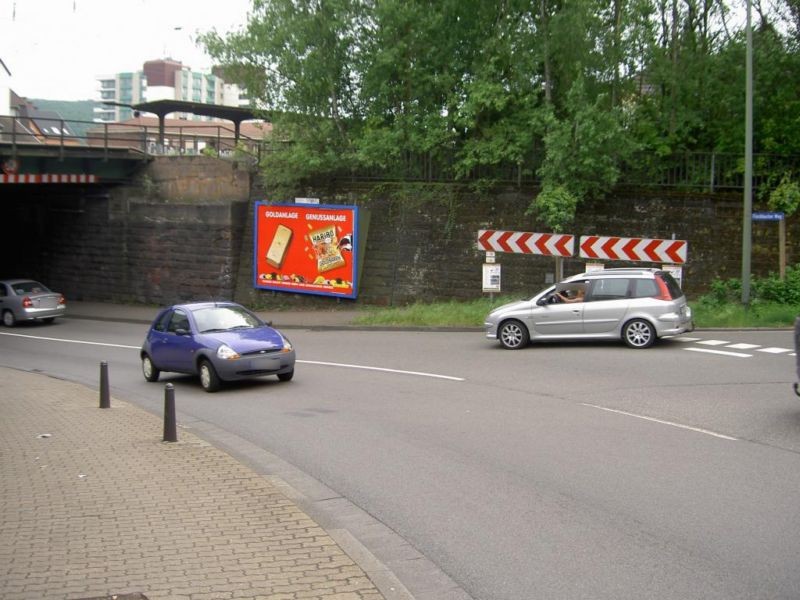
4,114,798,191
0,115,263,163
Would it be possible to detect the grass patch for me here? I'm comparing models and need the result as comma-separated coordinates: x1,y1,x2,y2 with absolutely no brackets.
691,301,800,328
353,296,521,327
352,296,799,329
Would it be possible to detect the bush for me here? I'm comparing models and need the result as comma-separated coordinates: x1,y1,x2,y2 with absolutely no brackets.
698,263,800,306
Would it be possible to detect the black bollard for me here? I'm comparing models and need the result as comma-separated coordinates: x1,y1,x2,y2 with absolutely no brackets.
99,361,110,409
163,383,177,442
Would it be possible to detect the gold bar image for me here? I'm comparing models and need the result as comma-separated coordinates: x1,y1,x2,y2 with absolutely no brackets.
266,224,293,269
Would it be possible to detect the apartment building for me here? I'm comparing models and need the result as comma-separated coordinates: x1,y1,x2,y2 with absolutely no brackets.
94,59,247,122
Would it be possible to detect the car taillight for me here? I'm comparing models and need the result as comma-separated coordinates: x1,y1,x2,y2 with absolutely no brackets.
58,295,66,305
22,296,33,308
654,277,672,301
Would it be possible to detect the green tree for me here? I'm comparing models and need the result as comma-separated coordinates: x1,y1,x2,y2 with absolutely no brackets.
200,0,369,193
532,76,636,230
200,0,800,199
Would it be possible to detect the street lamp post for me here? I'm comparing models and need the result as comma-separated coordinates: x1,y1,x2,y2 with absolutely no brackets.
742,0,753,305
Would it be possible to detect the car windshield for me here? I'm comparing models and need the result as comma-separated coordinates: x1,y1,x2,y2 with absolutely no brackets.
12,281,50,295
192,306,262,333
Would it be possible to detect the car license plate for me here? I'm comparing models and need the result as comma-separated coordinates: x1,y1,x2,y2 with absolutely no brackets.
250,356,279,370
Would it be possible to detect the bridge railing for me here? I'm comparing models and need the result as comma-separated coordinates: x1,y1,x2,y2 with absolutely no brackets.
0,115,266,163
4,114,798,191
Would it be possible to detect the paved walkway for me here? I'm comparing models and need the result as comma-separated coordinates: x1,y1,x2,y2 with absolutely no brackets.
0,366,387,600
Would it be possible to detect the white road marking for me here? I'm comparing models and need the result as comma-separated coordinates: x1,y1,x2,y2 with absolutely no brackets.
756,347,793,354
298,360,464,381
582,403,739,441
0,332,464,382
697,339,731,346
672,337,702,342
0,331,140,349
726,343,760,349
684,347,752,358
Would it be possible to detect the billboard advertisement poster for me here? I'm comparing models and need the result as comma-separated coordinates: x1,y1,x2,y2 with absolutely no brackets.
254,202,359,299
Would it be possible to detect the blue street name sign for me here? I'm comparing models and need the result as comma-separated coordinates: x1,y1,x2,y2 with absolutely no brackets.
752,211,784,221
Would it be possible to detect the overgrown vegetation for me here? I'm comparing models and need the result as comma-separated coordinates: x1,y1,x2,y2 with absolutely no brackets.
691,263,800,327
202,1,800,212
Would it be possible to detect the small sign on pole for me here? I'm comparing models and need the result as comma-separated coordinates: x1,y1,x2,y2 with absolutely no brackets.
752,211,784,221
483,263,501,293
485,251,496,264
585,262,605,273
662,264,683,288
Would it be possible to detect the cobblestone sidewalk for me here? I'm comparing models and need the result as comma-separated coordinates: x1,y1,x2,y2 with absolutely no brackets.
0,367,385,600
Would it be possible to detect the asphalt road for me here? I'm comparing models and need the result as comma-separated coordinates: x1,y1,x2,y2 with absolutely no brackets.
1,319,799,600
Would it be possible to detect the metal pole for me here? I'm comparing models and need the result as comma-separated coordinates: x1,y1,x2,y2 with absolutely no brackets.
555,256,563,281
779,216,786,280
742,0,753,305
163,384,177,442
99,361,110,409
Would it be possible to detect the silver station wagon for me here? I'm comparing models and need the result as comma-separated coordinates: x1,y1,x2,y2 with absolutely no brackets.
485,268,693,349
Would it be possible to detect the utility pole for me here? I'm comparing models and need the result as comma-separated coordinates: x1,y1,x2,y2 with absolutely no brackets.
742,0,753,305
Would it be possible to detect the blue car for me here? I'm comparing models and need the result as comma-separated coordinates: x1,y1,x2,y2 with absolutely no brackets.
140,301,295,392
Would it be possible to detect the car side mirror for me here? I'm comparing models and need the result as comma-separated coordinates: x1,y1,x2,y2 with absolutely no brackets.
536,296,549,306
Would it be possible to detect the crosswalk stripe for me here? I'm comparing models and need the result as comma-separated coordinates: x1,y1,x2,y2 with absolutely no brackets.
726,343,760,349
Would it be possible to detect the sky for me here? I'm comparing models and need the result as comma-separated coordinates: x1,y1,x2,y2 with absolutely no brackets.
1,0,254,100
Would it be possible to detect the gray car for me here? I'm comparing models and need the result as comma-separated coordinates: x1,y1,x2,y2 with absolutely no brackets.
0,279,67,327
485,268,693,349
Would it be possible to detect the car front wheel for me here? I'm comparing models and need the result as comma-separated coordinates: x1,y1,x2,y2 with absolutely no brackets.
498,320,530,350
2,310,16,327
623,319,656,349
199,359,221,393
142,354,160,382
277,369,294,382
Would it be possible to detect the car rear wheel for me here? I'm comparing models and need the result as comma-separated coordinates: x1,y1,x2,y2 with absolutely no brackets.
277,369,294,382
623,319,656,349
2,310,16,327
141,354,160,382
41,318,55,324
199,359,221,393
499,319,530,350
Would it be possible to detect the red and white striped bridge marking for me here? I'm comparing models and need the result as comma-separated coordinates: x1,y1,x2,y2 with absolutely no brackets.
477,230,575,257
579,235,687,264
0,174,99,184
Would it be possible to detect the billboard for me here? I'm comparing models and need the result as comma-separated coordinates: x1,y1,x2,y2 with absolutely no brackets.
254,202,359,299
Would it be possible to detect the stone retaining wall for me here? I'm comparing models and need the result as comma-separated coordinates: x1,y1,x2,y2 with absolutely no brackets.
2,157,794,308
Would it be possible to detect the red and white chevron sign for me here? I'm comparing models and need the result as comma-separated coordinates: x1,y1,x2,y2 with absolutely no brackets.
579,235,687,264
0,173,98,184
477,230,575,257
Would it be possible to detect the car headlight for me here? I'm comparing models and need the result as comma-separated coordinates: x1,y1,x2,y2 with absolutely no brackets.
281,335,293,353
217,344,241,360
